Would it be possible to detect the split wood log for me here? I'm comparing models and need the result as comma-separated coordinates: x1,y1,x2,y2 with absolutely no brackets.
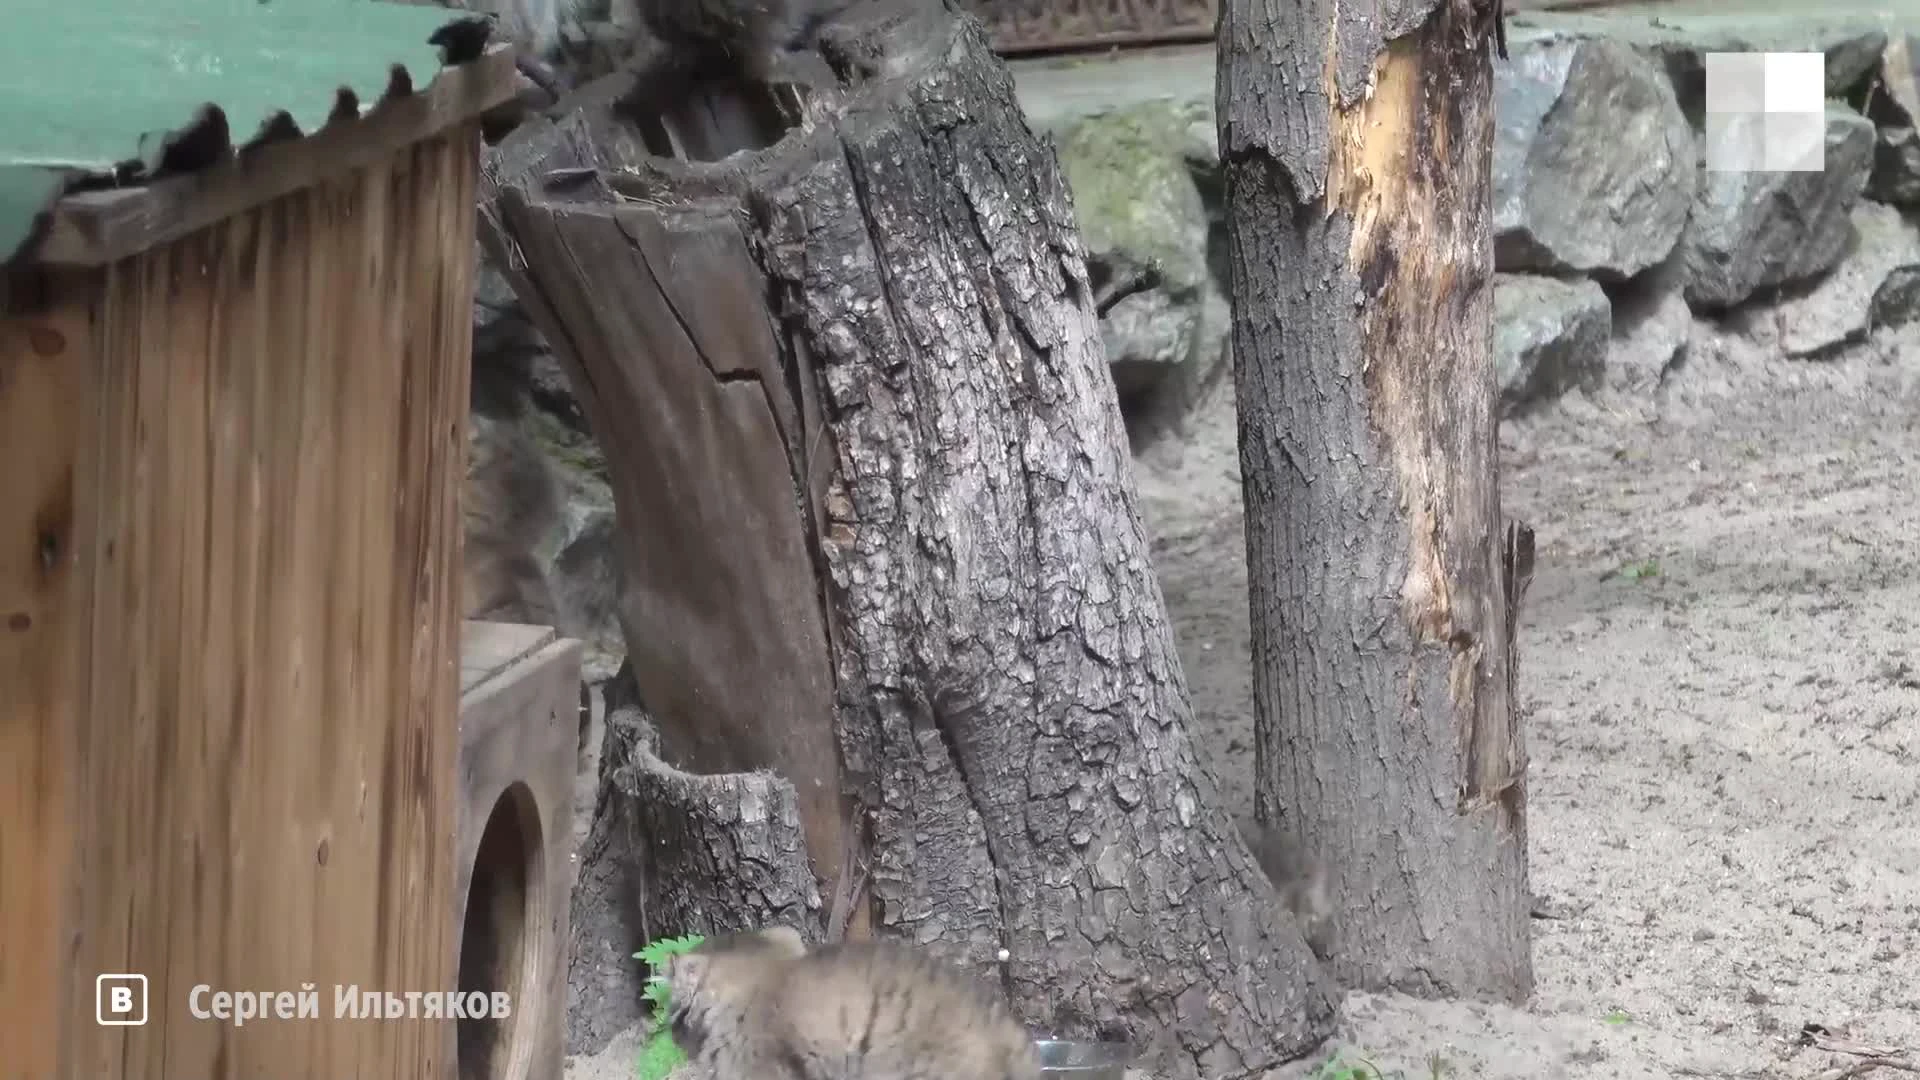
1218,0,1535,999
480,3,1339,1073
565,679,822,1052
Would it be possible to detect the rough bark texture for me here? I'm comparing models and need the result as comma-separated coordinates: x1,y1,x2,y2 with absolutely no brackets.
564,696,655,1054
565,680,824,1054
1218,0,1534,999
624,717,824,938
484,2,1340,1073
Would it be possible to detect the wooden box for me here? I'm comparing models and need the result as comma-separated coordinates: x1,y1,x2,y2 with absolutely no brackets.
454,622,583,1080
0,31,518,1080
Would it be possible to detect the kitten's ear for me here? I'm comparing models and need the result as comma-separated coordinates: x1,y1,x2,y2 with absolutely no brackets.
662,951,709,986
756,924,808,957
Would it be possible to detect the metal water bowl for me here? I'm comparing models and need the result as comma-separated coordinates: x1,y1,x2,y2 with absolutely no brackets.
1033,1038,1131,1080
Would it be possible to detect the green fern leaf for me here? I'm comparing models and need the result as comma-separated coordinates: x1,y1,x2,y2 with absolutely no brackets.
635,1030,686,1080
634,933,706,972
633,933,705,1080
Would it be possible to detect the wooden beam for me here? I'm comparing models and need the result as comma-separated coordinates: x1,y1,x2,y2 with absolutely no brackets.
29,49,519,269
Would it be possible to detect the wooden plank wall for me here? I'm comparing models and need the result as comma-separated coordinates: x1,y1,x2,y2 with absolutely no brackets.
0,122,479,1080
0,298,94,1080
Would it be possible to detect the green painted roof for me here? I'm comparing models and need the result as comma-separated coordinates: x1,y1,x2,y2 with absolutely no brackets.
0,0,479,265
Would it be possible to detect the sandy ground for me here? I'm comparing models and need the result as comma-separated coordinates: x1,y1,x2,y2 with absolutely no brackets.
565,316,1920,1080
1136,314,1920,1078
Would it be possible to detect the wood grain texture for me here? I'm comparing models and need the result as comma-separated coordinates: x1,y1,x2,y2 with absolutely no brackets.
0,124,480,1079
1219,0,1532,1000
479,121,850,946
0,303,94,1080
478,190,854,1052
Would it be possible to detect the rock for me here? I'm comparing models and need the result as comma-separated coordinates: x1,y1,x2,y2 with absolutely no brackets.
1054,101,1221,401
1607,277,1693,397
1817,26,1892,97
1655,22,1884,123
1100,285,1211,397
1771,201,1920,358
1863,36,1920,205
1866,33,1920,126
1179,104,1220,173
1680,105,1875,311
1871,265,1920,329
1510,14,1888,126
1868,126,1920,206
1494,35,1695,281
474,245,521,311
1492,274,1612,413
552,508,627,684
469,252,626,678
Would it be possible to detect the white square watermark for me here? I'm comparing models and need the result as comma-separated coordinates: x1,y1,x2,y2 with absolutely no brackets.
1705,52,1826,172
96,974,148,1026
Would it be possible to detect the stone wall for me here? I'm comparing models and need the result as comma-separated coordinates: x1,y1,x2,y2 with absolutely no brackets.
1030,12,1920,427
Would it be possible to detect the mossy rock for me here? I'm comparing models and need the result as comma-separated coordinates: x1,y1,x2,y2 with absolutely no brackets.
1055,101,1213,295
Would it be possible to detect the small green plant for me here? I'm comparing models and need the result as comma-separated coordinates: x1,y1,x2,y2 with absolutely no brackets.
1603,1008,1633,1025
1309,1049,1393,1080
1616,558,1661,581
634,934,706,1080
1306,1047,1453,1080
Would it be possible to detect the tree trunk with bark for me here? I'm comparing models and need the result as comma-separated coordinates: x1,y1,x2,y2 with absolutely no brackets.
480,3,1339,1074
1217,0,1535,999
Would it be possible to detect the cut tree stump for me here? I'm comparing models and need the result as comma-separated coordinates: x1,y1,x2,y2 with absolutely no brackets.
1218,0,1534,999
479,2,1339,1074
564,673,823,1055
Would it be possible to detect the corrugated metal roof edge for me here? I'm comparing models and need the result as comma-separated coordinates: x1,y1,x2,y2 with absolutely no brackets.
1,13,515,270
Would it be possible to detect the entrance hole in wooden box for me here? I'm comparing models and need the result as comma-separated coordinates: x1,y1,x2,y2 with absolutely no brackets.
457,781,545,1080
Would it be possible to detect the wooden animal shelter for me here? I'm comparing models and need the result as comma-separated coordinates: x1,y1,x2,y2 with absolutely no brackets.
0,4,580,1079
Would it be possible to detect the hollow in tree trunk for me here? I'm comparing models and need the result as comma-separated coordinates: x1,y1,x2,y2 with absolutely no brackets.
480,1,1341,1074
1217,0,1535,999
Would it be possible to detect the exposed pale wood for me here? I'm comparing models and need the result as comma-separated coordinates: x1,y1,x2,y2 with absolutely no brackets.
455,626,582,1080
1219,0,1531,999
0,303,95,1080
30,49,518,269
0,125,481,1080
